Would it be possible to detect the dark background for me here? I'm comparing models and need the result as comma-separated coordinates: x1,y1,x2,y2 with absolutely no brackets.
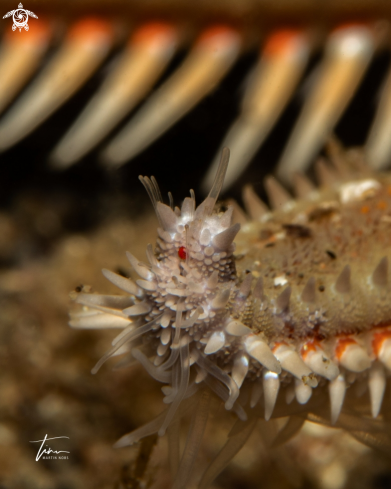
0,41,389,235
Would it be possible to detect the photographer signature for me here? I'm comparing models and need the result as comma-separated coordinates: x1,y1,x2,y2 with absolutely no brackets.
30,434,70,461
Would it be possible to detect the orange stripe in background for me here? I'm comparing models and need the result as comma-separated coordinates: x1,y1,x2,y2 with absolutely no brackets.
67,17,114,43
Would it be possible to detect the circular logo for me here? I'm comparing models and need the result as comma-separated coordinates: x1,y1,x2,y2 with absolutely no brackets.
12,8,28,31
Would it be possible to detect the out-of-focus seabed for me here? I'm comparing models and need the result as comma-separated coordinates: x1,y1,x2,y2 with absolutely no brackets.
0,193,390,489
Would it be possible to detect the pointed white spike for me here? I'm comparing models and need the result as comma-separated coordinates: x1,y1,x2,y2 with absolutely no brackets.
304,348,339,381
225,320,252,336
74,293,134,310
274,344,317,387
123,302,152,316
264,175,292,210
102,27,241,166
102,269,143,297
160,311,172,328
219,205,234,227
204,331,225,355
0,18,114,151
161,327,171,345
207,270,219,289
211,289,231,310
338,341,371,373
263,370,280,420
126,251,154,280
204,147,230,215
156,202,178,233
139,175,163,214
242,184,269,220
0,20,51,116
232,354,249,388
212,223,241,250
136,279,157,291
276,25,374,184
145,243,158,267
181,307,203,329
329,374,346,424
195,368,208,384
325,135,351,176
245,336,281,374
294,378,312,404
194,148,231,222
202,122,259,194
201,29,310,193
225,199,247,225
181,196,196,220
369,362,386,418
315,158,339,187
51,23,178,168
293,172,316,199
69,312,132,329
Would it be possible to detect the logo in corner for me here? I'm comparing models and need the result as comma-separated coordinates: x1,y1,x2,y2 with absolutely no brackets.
30,434,70,461
3,3,38,32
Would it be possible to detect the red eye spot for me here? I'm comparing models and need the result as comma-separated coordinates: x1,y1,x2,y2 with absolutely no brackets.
178,246,187,260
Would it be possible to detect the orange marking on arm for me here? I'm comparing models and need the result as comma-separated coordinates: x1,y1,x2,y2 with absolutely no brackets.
335,337,356,360
301,340,321,359
272,341,287,351
360,205,369,214
372,330,391,357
